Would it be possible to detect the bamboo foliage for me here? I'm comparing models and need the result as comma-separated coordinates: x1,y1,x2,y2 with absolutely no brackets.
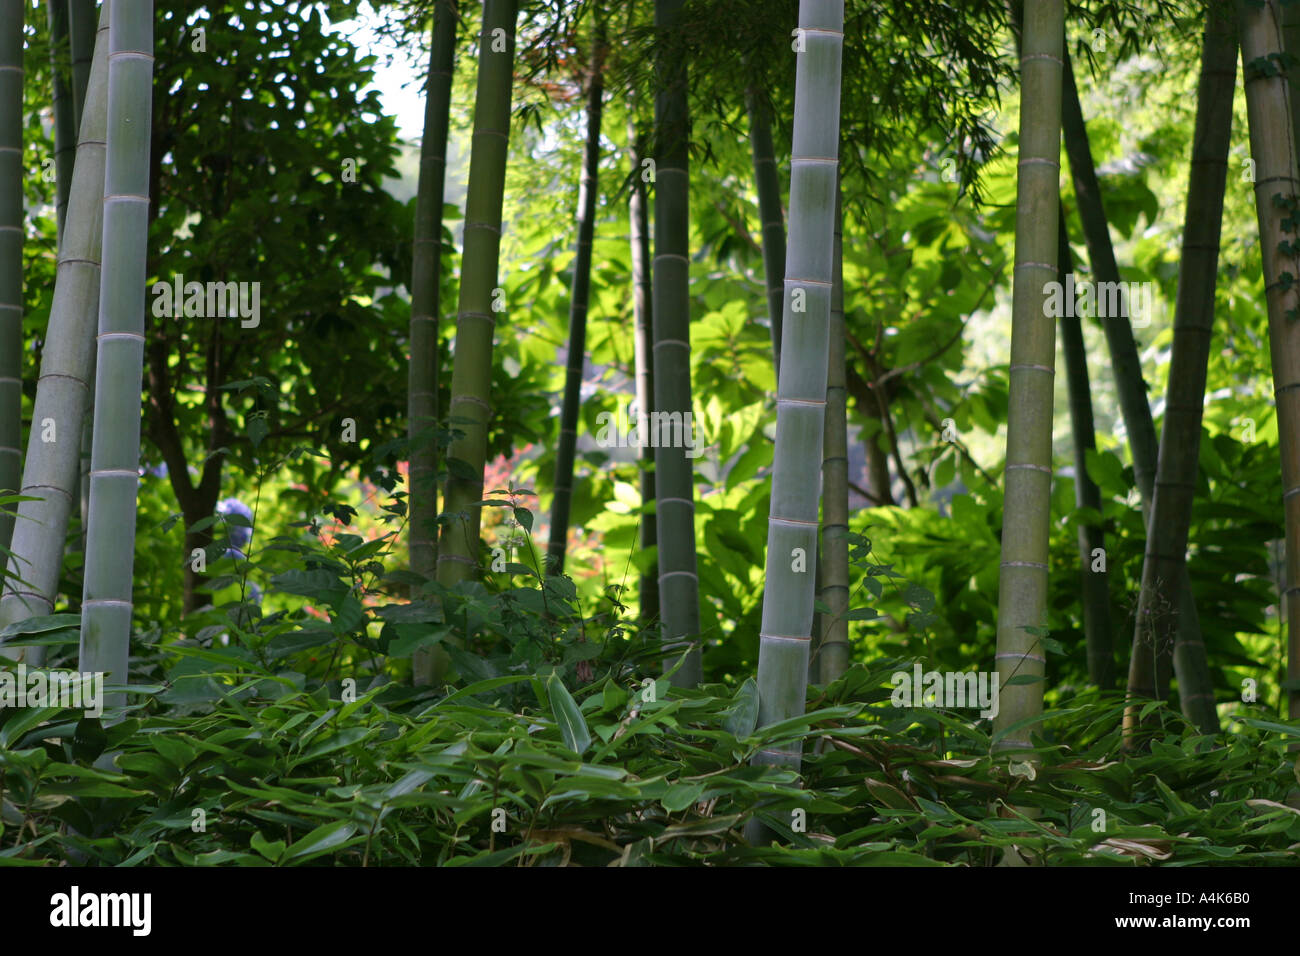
0,0,23,560
79,0,154,718
436,0,519,591
0,4,108,665
409,0,458,687
749,86,786,375
629,118,658,628
1055,211,1112,688
547,10,606,575
652,0,702,687
1238,0,1300,722
753,0,844,769
1124,9,1235,740
992,0,1063,751
820,176,849,684
1061,44,1219,727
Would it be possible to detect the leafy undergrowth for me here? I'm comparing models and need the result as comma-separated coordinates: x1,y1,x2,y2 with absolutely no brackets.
2,655,1298,866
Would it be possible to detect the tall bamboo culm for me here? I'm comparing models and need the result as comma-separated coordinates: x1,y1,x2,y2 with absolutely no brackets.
1056,211,1112,687
0,5,108,665
1239,0,1300,723
79,0,154,720
820,176,849,684
749,87,786,375
436,0,519,591
547,10,605,575
68,0,96,133
0,0,23,560
652,0,702,687
752,0,845,770
1061,45,1218,728
992,0,1063,752
1124,8,1235,741
410,0,458,687
629,119,659,628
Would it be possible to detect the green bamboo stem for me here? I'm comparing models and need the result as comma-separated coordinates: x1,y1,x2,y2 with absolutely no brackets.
68,0,95,134
1061,43,1218,726
1124,9,1235,741
547,10,605,575
0,0,22,563
652,0,702,687
0,4,107,666
629,118,659,628
1056,209,1112,687
1238,0,1300,723
748,86,786,376
753,0,844,770
436,0,519,592
820,176,849,684
79,0,154,720
409,0,458,687
992,0,1063,753
47,0,75,245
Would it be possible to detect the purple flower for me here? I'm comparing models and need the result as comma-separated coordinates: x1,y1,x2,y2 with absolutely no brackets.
217,497,254,551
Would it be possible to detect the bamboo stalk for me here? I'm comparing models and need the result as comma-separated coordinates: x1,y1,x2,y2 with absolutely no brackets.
749,86,786,376
652,0,702,687
629,118,659,628
1124,8,1235,742
436,0,519,591
79,0,154,721
820,175,850,684
0,0,23,560
547,9,605,575
992,0,1063,753
753,0,845,770
1056,209,1112,687
410,0,458,687
0,4,107,666
1238,0,1300,723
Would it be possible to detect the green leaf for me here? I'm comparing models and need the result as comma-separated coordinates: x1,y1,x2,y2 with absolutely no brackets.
513,507,534,533
282,820,359,863
722,677,760,737
547,673,591,755
0,613,81,643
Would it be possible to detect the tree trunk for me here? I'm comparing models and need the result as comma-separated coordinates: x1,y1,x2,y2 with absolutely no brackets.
436,0,519,593
79,0,154,721
752,0,845,772
409,0,458,686
0,0,22,561
547,10,605,575
748,86,786,376
1056,210,1113,687
992,0,1063,753
1061,45,1219,730
652,0,702,687
820,176,850,684
1123,9,1235,742
0,4,107,665
1238,0,1300,723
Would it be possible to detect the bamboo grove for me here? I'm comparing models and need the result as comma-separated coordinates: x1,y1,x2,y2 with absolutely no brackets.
0,0,1299,867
